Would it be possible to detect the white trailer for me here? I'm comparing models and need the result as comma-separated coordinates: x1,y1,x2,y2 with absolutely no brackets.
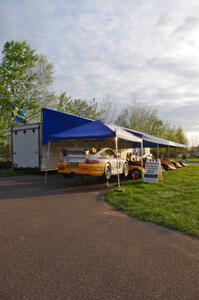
12,123,62,171
12,124,41,170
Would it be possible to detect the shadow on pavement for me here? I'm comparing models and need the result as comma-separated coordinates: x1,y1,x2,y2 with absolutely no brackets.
0,174,122,200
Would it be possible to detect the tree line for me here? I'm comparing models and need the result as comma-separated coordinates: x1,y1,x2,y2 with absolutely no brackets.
0,40,188,157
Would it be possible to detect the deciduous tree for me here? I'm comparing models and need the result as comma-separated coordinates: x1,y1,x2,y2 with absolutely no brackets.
56,93,102,120
0,41,54,154
115,100,187,145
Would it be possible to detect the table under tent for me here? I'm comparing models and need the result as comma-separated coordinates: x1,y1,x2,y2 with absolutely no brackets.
45,120,142,188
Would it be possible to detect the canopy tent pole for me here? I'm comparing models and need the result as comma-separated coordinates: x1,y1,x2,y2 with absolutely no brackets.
157,143,159,159
45,140,51,185
185,146,188,161
140,139,144,179
115,136,121,189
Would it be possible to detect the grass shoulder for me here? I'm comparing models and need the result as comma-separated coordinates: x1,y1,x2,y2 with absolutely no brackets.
0,169,24,177
106,165,199,237
186,157,199,163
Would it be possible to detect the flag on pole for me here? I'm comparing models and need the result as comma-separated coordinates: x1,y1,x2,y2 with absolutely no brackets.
11,104,27,124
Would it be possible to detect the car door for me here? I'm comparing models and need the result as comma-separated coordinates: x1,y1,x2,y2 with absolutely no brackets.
104,149,119,175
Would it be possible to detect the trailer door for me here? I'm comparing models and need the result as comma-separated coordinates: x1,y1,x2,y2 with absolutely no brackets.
13,125,40,169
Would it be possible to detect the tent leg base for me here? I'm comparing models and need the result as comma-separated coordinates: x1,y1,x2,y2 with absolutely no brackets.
114,187,125,192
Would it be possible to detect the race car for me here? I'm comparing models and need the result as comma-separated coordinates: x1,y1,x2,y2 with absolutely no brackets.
170,160,183,168
161,159,176,171
178,160,188,167
58,148,129,180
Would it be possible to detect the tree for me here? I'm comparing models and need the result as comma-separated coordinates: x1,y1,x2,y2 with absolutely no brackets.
0,41,54,116
174,127,188,145
115,100,187,145
0,41,37,113
0,41,54,156
98,95,117,123
56,93,102,119
56,92,72,112
28,54,54,109
116,100,166,137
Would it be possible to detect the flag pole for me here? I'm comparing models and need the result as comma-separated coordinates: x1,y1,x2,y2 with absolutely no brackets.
26,109,41,121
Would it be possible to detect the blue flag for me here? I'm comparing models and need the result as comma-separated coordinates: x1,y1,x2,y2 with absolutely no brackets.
11,104,27,124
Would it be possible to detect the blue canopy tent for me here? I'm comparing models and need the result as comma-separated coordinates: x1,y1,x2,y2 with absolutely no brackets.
51,120,142,143
42,107,186,149
125,128,186,148
42,108,92,144
125,128,186,159
45,120,142,187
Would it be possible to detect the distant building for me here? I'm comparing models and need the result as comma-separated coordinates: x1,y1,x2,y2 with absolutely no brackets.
192,147,199,157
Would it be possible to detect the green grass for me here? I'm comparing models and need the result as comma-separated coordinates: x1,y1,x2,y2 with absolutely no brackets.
186,157,199,163
106,165,199,237
0,169,23,177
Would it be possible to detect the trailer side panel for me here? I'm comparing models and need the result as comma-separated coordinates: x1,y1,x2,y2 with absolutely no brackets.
12,124,40,169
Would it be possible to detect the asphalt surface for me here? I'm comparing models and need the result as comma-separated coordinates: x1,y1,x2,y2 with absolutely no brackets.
0,175,199,300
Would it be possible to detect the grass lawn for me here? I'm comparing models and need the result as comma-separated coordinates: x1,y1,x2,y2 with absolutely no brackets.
186,157,199,163
0,169,23,177
106,165,199,237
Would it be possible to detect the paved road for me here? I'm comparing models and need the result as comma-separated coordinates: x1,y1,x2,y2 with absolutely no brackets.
0,175,199,300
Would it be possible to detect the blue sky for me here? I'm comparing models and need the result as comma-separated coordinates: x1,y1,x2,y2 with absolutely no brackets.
1,0,199,144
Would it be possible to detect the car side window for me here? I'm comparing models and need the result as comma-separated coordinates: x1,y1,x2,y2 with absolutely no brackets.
99,150,106,157
105,149,116,158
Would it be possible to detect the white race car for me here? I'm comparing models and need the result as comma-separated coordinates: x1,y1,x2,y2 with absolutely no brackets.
58,147,129,180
